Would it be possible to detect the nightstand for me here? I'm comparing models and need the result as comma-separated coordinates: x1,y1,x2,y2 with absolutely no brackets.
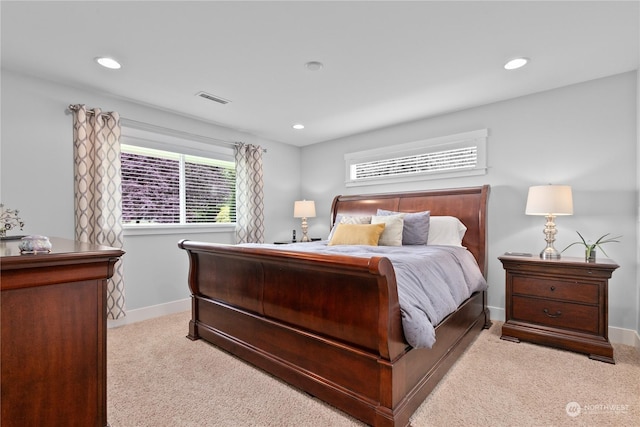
499,255,619,363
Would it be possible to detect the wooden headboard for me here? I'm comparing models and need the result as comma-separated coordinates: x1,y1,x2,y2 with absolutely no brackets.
330,185,490,276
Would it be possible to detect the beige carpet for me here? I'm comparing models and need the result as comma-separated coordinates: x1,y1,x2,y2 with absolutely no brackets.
107,311,639,426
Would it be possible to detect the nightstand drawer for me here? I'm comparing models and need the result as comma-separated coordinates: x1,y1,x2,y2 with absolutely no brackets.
512,275,598,304
512,295,599,334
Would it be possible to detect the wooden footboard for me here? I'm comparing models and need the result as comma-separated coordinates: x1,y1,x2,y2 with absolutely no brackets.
179,241,407,362
179,241,489,427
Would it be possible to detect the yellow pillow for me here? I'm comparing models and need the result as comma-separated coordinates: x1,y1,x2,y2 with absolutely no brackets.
328,223,386,246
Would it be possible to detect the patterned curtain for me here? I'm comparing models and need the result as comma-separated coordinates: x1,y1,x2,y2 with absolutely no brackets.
234,143,265,243
70,104,126,320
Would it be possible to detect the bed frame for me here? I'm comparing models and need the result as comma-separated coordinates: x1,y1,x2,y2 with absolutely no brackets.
178,185,490,427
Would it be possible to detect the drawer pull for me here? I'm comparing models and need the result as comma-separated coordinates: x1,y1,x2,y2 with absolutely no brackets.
550,286,556,291
543,308,562,318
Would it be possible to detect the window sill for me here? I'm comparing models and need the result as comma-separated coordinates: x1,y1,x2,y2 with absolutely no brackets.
123,223,235,236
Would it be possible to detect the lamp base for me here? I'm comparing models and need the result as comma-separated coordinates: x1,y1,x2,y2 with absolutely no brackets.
540,246,561,260
300,217,310,242
539,214,561,260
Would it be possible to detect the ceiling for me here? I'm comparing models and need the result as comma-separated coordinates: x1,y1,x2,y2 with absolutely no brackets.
2,1,638,147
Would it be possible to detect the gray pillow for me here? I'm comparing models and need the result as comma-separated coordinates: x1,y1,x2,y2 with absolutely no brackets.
376,209,430,245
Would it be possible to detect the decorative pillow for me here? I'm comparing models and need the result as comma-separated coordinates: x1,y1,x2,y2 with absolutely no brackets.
376,209,430,245
328,214,372,240
371,214,404,246
427,216,467,246
328,223,385,246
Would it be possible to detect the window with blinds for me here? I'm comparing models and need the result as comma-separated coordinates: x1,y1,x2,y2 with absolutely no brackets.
344,129,488,187
121,145,236,225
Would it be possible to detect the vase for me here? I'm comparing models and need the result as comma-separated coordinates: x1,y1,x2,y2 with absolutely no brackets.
586,248,596,263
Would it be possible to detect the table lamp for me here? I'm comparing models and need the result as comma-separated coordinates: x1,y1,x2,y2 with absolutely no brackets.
525,185,573,259
293,200,316,242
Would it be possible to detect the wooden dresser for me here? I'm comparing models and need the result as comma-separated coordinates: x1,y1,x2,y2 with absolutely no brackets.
1,237,124,427
499,255,619,363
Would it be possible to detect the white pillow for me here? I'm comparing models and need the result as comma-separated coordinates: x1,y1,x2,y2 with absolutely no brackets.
427,216,467,246
371,214,404,246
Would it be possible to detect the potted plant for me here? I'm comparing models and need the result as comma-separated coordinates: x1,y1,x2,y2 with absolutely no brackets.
562,231,621,262
0,204,25,239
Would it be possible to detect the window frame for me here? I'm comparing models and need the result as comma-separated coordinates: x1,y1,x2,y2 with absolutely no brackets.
120,122,236,236
344,129,488,187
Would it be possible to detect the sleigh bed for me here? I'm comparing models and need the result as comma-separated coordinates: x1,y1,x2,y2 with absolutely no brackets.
178,185,490,427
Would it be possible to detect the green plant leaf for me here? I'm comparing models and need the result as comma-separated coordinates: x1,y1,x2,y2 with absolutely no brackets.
561,231,621,254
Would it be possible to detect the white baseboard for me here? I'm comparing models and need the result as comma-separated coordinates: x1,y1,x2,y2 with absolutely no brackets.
609,326,640,349
488,305,639,349
107,298,190,329
488,305,505,323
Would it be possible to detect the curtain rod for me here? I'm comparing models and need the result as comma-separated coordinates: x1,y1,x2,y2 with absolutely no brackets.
67,105,266,153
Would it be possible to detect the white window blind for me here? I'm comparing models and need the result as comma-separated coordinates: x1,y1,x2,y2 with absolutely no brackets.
121,145,236,226
184,155,235,223
345,129,488,187
121,146,180,224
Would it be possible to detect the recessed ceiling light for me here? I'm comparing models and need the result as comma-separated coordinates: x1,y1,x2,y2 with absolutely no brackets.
292,124,305,130
504,57,529,70
95,56,122,70
305,61,323,71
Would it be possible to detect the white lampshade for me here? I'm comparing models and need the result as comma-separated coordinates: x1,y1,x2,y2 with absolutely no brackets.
525,185,573,216
293,200,316,218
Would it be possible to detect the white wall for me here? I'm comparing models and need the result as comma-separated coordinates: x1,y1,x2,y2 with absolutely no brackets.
0,70,302,313
301,72,638,333
3,69,637,336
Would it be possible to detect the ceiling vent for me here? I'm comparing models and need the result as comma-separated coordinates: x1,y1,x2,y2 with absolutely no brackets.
195,91,231,105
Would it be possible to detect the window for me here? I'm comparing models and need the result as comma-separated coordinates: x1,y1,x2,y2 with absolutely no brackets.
345,129,488,187
120,123,236,229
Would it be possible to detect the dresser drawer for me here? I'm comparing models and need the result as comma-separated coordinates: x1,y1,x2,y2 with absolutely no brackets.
512,275,598,304
512,295,599,334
